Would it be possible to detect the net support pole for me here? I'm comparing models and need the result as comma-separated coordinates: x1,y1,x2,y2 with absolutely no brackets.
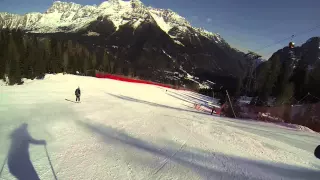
226,90,237,118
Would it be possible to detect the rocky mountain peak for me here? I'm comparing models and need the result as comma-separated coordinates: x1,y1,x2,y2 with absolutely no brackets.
46,1,82,14
305,37,320,45
130,0,144,8
0,0,216,40
99,0,120,8
109,0,121,4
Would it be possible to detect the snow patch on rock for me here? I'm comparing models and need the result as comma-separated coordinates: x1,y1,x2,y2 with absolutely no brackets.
149,11,172,33
174,40,185,46
162,49,172,59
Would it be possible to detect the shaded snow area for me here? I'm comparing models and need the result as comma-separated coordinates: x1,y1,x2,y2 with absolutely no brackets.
0,74,319,180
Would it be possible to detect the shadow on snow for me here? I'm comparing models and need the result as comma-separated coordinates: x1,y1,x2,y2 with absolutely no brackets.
105,93,212,116
77,121,320,180
168,90,216,106
4,123,57,180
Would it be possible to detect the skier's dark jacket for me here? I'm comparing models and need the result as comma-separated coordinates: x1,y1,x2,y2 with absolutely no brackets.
75,88,81,96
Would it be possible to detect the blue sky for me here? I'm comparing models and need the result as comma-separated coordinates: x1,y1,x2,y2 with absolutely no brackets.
1,0,320,59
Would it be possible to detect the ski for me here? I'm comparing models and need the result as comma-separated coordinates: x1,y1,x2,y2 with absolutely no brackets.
65,99,81,103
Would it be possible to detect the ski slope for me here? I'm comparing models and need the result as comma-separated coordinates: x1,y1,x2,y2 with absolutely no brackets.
0,74,319,180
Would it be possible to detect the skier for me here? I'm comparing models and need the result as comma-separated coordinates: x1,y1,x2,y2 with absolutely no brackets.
211,107,216,115
75,87,81,102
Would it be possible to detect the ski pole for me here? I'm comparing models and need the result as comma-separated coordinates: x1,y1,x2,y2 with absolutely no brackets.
44,145,58,180
0,155,8,178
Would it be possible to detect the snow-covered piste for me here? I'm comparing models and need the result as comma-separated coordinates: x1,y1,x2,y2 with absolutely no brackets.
0,74,319,180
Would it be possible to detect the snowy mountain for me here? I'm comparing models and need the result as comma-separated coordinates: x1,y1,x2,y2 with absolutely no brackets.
0,0,247,88
0,0,217,40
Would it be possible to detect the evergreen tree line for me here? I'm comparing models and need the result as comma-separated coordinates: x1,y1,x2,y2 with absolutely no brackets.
251,52,320,106
0,29,122,85
0,29,196,89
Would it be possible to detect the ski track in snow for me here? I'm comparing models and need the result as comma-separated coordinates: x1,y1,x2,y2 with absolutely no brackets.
0,74,320,180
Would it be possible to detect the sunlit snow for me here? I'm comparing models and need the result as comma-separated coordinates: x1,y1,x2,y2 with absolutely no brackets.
0,74,319,180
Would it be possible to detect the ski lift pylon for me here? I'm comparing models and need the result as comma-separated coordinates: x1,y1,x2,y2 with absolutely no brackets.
289,41,295,49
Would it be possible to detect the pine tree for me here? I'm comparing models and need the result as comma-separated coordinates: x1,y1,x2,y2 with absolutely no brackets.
66,40,75,73
102,49,109,73
75,43,84,74
128,67,135,77
56,40,63,73
63,50,69,73
43,38,52,73
27,36,38,79
255,62,270,92
256,55,281,105
7,33,22,84
290,56,308,100
274,47,301,104
0,30,8,80
23,37,32,78
9,30,24,81
82,47,90,75
67,40,73,53
49,37,59,73
34,42,46,79
234,76,243,99
276,83,295,105
110,61,115,74
90,51,97,71
66,40,76,74
69,53,75,74
307,62,320,100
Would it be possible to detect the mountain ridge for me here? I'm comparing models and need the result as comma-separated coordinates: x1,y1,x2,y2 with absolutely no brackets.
0,0,248,90
0,0,218,40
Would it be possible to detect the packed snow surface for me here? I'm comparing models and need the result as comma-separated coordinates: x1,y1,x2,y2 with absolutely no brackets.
0,74,319,180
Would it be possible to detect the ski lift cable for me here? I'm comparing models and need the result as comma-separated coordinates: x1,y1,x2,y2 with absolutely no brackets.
297,93,320,103
297,93,310,104
253,24,320,53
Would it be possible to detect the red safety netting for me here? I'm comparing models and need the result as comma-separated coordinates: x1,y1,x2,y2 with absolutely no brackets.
96,73,195,91
234,103,320,132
